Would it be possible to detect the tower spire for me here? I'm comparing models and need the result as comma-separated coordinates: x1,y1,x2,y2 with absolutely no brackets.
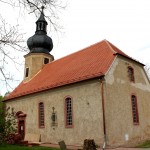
24,8,54,82
36,6,47,34
27,7,53,55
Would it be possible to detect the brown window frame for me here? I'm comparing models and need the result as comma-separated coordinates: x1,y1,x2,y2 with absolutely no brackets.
38,102,45,128
128,66,135,82
64,97,73,128
131,95,139,125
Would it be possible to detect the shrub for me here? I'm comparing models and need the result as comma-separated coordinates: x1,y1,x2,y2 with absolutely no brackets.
83,139,97,150
4,133,22,144
0,97,17,144
14,134,22,144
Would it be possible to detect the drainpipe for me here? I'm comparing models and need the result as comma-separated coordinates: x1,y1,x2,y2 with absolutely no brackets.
100,78,107,150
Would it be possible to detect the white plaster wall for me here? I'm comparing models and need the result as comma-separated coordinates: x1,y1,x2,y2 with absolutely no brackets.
5,79,104,146
105,55,150,146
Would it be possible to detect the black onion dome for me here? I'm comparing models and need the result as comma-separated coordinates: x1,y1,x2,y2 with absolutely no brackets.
27,6,53,55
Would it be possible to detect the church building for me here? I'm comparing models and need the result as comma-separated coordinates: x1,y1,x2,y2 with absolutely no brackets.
4,8,150,147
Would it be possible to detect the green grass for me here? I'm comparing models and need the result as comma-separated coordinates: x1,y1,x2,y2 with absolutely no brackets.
0,144,59,150
136,140,150,148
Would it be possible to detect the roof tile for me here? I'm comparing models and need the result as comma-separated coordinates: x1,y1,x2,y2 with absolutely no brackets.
4,40,138,101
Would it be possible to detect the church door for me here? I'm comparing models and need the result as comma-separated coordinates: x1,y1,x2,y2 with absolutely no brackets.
16,111,27,140
18,120,25,140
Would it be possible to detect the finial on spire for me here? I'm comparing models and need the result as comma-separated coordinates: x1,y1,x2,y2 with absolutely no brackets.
41,6,45,13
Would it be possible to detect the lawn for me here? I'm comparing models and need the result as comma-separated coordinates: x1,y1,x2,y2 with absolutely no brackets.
136,140,150,148
0,144,60,150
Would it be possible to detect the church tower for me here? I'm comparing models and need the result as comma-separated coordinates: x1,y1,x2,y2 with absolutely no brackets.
24,7,54,82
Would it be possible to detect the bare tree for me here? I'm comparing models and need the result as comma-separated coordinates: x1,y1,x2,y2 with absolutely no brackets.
0,0,66,94
0,15,26,91
11,0,66,32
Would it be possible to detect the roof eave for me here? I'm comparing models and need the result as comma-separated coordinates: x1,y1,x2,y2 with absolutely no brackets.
115,53,145,66
4,73,105,102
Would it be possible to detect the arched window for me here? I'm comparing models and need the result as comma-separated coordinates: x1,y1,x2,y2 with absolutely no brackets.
39,102,45,128
131,95,139,124
36,22,46,32
65,97,73,128
37,22,42,30
128,67,135,82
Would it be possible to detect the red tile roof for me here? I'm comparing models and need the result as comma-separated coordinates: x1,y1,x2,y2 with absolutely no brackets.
4,40,141,101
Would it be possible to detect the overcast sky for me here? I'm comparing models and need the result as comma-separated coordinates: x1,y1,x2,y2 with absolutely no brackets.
0,0,150,95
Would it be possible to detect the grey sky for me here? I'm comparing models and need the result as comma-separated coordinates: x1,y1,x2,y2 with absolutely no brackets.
0,0,150,95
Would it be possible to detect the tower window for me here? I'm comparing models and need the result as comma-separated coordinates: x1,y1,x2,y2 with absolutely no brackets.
128,67,135,82
39,102,45,128
37,22,42,31
131,95,139,124
25,68,29,77
37,22,46,31
65,97,73,128
44,58,49,64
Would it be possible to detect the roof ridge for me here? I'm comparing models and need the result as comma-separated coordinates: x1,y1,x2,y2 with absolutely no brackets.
104,40,119,54
105,40,144,65
52,40,106,62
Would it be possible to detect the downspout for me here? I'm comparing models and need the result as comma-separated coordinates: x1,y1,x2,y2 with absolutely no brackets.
100,78,107,150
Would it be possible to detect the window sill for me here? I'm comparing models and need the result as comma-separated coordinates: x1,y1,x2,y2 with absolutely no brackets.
133,123,139,126
39,126,45,128
65,125,73,128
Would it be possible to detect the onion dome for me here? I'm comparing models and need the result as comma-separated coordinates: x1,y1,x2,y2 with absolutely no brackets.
27,6,53,55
